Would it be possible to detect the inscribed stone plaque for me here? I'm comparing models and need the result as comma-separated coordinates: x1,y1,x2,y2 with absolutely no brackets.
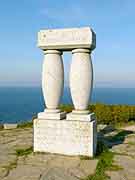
38,27,96,51
34,118,97,157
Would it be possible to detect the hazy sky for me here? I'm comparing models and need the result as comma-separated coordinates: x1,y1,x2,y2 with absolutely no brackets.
0,0,135,87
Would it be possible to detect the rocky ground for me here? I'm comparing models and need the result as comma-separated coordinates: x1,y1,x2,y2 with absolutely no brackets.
0,127,98,180
0,125,135,180
103,125,135,180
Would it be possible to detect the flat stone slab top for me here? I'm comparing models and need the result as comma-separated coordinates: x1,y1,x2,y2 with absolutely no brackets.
38,27,96,51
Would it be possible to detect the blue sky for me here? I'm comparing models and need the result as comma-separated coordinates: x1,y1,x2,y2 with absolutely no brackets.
0,0,135,87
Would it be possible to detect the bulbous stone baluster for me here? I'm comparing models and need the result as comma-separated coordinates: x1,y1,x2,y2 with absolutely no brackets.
38,50,66,119
67,48,95,121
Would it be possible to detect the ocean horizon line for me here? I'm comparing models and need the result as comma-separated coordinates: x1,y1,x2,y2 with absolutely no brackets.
0,86,135,89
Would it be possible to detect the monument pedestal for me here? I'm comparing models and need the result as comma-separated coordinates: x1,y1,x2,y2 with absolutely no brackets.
34,27,97,157
34,115,97,157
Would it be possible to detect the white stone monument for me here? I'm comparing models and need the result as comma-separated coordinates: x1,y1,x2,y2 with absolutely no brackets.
34,27,97,157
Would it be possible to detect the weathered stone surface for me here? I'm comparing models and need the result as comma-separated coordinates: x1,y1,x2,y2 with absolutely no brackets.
68,159,98,179
103,126,135,180
3,165,43,180
40,167,78,180
111,143,135,157
79,159,98,176
2,125,135,180
121,125,135,132
34,118,97,157
66,112,96,121
41,50,65,113
107,155,135,180
106,171,126,180
47,155,80,168
0,127,98,180
0,154,17,167
38,111,66,120
69,48,93,112
0,167,8,179
38,27,96,51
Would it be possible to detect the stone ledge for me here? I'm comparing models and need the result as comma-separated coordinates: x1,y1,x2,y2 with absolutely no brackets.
66,112,96,121
38,27,96,51
38,111,66,120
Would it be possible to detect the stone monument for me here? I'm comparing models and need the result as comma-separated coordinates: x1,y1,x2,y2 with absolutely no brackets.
34,27,97,157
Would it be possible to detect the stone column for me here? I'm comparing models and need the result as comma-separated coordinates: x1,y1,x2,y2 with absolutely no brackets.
38,50,66,120
67,48,95,121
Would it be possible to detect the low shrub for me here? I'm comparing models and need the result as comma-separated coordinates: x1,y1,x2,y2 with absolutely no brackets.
17,103,135,128
17,121,33,128
60,103,135,125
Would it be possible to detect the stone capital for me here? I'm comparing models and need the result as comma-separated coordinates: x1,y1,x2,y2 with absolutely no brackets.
72,48,91,54
43,49,62,55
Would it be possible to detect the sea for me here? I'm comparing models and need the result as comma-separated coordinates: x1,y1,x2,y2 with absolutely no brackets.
0,87,135,123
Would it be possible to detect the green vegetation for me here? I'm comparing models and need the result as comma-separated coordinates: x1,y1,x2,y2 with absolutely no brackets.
60,103,135,126
116,120,135,128
83,141,122,180
16,147,33,156
17,115,37,128
17,121,33,128
79,155,93,160
60,104,73,113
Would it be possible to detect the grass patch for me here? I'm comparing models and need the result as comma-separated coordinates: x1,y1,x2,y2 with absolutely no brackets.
17,115,37,128
79,155,93,160
16,147,33,156
83,140,122,180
